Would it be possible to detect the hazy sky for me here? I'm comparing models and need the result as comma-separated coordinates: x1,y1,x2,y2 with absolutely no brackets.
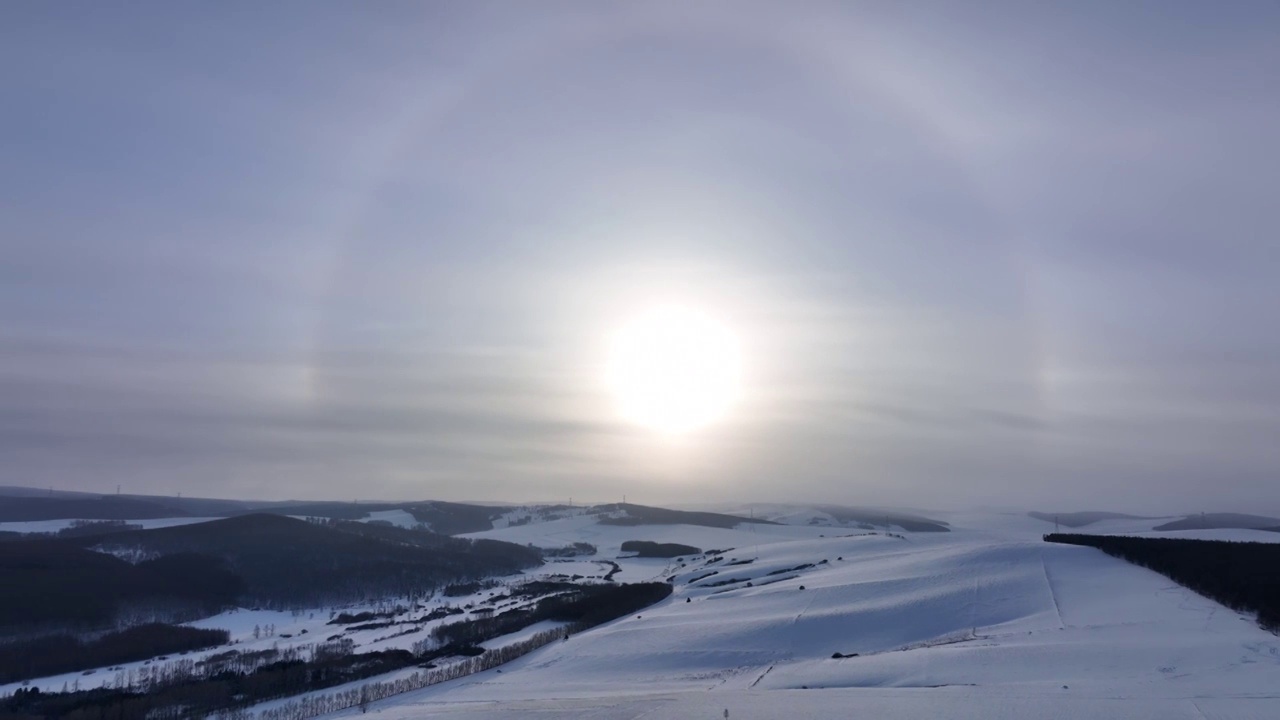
3,1,1278,513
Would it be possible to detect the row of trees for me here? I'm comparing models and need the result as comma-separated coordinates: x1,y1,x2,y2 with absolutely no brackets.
428,582,671,648
619,540,701,558
0,624,228,684
252,628,565,720
1043,533,1280,629
0,644,417,719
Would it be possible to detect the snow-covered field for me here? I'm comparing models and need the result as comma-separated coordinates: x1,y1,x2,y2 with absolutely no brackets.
359,509,421,528
345,511,1280,719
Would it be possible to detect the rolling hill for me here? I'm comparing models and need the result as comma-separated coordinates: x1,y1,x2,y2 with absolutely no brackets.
0,488,509,535
79,515,542,607
0,515,543,635
365,509,1280,720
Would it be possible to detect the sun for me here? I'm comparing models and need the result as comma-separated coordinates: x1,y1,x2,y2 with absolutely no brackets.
606,305,742,434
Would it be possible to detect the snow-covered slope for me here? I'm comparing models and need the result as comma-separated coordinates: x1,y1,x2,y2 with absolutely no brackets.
357,509,420,528
356,511,1280,719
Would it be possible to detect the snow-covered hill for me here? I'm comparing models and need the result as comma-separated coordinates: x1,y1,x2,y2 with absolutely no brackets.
347,510,1280,719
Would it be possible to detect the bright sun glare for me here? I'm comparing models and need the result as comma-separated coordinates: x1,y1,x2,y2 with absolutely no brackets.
606,305,742,434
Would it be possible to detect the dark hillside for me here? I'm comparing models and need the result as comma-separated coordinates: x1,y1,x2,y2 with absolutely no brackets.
0,541,241,635
75,515,541,607
404,501,503,535
0,496,190,522
0,624,228,683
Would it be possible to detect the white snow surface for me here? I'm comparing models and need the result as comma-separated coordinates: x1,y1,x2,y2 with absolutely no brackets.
359,509,421,528
354,510,1280,719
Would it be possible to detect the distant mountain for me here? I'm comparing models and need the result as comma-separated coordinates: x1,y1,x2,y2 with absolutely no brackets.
1153,513,1280,532
0,488,509,535
1028,511,1156,528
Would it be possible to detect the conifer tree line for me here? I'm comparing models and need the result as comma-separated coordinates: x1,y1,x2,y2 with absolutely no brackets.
1043,533,1280,629
248,628,565,720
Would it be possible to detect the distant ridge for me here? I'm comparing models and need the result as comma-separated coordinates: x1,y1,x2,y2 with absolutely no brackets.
815,505,950,532
1028,511,1157,528
1154,513,1280,532
597,503,777,529
0,488,505,535
0,486,101,498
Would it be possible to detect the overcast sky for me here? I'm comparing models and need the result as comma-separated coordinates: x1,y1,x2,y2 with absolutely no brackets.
3,1,1278,513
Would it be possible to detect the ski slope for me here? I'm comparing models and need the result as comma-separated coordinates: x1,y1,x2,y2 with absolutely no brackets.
350,511,1280,719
